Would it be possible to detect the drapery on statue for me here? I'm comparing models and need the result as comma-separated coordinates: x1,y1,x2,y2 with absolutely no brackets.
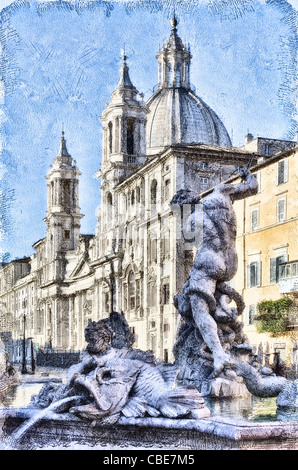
172,167,258,378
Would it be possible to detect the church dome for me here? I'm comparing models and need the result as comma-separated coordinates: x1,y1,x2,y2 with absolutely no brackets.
146,18,232,153
146,87,232,150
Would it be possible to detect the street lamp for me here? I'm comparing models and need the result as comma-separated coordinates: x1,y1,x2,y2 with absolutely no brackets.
27,337,36,374
21,313,28,374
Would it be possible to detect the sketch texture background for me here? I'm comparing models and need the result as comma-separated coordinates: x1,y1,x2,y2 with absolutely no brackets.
0,0,297,261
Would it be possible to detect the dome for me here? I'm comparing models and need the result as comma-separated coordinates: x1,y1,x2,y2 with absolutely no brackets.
146,17,232,153
146,87,232,151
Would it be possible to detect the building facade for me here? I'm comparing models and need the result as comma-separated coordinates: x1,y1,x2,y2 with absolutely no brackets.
233,142,298,368
0,19,297,367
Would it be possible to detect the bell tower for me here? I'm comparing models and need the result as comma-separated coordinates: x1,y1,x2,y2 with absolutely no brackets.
44,132,83,259
100,52,149,180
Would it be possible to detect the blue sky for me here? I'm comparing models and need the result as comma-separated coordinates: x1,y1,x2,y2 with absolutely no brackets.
0,0,298,261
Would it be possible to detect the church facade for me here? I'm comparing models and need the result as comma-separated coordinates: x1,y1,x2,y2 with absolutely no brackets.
0,19,297,365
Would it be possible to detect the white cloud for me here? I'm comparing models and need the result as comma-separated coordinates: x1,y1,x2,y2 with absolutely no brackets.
0,0,14,10
287,0,298,9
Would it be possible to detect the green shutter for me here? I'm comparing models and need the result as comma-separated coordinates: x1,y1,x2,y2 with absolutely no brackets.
256,261,261,286
247,264,251,288
270,258,277,283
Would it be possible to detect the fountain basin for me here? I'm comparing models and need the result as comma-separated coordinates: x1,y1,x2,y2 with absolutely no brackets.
1,407,297,450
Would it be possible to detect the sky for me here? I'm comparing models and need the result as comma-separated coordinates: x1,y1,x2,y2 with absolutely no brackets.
0,0,298,261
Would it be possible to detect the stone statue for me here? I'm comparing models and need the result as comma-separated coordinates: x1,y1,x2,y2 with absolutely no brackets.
30,313,210,426
172,167,258,380
171,167,297,403
0,342,18,399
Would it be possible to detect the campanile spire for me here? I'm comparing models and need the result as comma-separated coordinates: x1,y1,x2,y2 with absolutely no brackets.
45,132,83,256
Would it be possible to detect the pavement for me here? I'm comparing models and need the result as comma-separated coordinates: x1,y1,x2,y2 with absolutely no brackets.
16,366,68,384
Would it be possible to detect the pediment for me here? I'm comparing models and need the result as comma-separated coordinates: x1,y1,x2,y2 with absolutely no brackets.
70,257,93,279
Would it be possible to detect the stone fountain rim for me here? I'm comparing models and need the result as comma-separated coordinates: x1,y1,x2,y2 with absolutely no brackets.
1,407,298,443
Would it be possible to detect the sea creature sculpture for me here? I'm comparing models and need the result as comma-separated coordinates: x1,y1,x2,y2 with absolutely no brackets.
30,314,210,426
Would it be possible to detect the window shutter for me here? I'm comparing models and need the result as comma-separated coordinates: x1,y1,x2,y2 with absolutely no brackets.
247,264,251,288
277,161,284,185
251,209,258,230
270,258,277,283
277,255,287,281
277,199,286,222
257,261,261,286
284,159,289,183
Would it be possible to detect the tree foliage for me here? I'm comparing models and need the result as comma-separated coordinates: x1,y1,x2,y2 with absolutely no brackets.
256,297,296,337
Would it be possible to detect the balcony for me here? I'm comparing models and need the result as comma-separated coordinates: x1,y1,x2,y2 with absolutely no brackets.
123,155,137,164
279,261,298,294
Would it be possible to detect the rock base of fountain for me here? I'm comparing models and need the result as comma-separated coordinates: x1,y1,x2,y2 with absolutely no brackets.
1,407,298,450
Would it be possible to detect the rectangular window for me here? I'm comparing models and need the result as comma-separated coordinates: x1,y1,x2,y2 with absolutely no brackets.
161,234,170,261
149,237,157,262
277,198,286,223
251,209,259,231
164,349,169,363
270,255,287,283
277,160,289,185
247,261,261,287
264,144,271,156
291,262,298,277
164,179,170,201
105,292,109,313
247,305,257,325
64,230,70,240
200,177,209,185
123,283,127,311
148,283,157,307
130,295,135,310
163,284,170,305
136,280,140,309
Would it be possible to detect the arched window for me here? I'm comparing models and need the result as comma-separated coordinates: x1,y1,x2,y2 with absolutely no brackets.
105,292,110,313
115,117,120,153
136,186,141,203
168,64,172,87
108,121,113,154
123,283,127,311
62,179,71,209
128,271,135,310
106,192,113,206
158,63,162,84
150,179,157,205
127,118,134,155
131,190,135,206
51,181,54,205
175,63,181,87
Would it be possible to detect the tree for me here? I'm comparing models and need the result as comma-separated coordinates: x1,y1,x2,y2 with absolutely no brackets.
256,297,296,337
